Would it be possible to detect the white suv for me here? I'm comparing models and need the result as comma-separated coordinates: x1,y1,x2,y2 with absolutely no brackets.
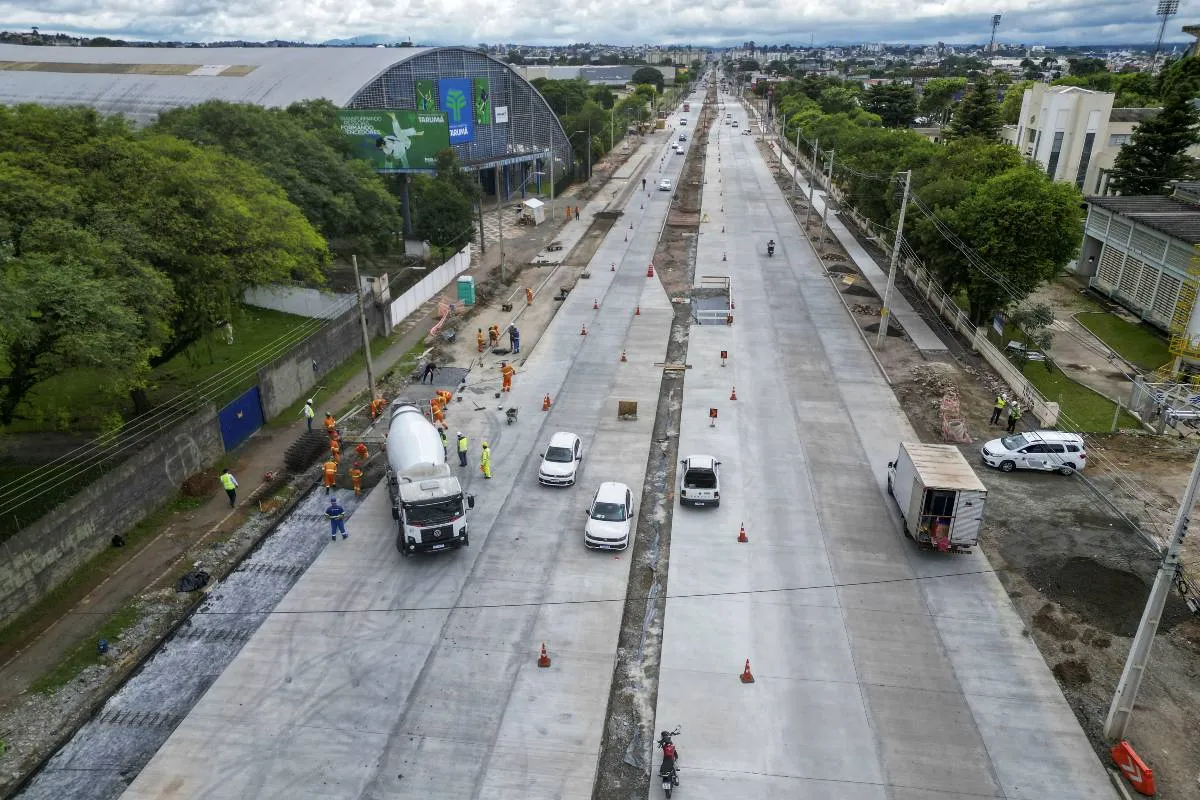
584,482,633,550
981,431,1087,475
538,431,582,486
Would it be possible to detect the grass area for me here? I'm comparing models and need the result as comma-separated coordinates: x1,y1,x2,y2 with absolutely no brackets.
4,305,312,434
1075,311,1171,372
29,600,143,695
0,494,200,655
1021,362,1142,432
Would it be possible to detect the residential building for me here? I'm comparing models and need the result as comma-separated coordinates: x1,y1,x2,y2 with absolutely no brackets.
1079,186,1200,369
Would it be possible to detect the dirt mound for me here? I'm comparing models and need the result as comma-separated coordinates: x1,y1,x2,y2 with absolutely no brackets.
863,321,906,338
1033,603,1078,641
1052,658,1092,687
1029,556,1190,636
843,283,878,298
180,470,217,498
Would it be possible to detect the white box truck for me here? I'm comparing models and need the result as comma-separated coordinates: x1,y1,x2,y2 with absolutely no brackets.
886,443,987,553
386,403,474,556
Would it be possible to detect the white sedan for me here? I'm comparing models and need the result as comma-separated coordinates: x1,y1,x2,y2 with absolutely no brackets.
658,179,673,191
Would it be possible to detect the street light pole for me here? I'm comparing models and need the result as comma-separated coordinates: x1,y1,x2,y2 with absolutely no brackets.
493,168,506,282
350,255,376,401
1105,444,1200,740
804,137,819,229
877,170,912,348
820,150,835,243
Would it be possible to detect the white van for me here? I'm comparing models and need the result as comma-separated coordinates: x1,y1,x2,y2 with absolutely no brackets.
980,430,1086,474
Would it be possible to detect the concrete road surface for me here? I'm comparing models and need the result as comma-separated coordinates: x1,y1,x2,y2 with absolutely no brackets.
648,101,1117,799
120,105,705,800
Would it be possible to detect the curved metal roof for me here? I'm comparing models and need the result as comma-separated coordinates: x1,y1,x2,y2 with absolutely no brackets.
0,44,431,125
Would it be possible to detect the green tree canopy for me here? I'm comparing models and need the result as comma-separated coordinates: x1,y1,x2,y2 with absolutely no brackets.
631,66,664,93
1109,87,1200,195
945,76,1001,140
1000,80,1035,124
918,77,967,125
410,149,476,249
862,83,917,127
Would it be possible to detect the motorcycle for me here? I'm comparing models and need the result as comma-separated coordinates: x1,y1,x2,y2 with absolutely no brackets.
657,726,681,797
767,240,775,257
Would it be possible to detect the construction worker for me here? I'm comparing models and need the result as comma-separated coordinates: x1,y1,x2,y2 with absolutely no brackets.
324,412,336,437
500,361,515,393
480,441,492,479
436,389,453,407
330,437,342,463
1006,404,1022,434
526,287,534,306
432,402,446,428
990,395,1007,426
421,361,438,383
219,468,239,508
507,325,521,354
355,441,369,461
477,328,486,352
302,399,315,432
349,462,364,496
370,395,387,421
325,495,347,540
440,429,448,458
322,458,338,494
457,432,469,467
488,325,500,348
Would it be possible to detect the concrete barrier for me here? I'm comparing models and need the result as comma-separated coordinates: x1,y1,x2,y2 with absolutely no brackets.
243,285,354,319
386,245,471,330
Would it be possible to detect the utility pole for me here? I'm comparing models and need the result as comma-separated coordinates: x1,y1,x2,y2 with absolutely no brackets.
350,255,376,401
804,137,819,229
792,126,801,195
475,172,486,254
1105,444,1200,740
820,150,835,244
493,168,506,282
586,119,592,182
877,170,912,347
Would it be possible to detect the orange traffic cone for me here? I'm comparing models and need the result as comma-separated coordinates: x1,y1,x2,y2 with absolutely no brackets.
620,350,627,362
581,324,588,336
538,643,551,668
594,298,599,309
723,252,727,261
542,394,552,411
611,262,616,272
740,659,755,683
730,386,738,401
737,523,748,543
635,305,641,316
646,263,655,278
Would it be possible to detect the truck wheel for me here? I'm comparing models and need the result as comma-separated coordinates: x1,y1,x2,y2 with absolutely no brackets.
285,431,329,473
999,460,1016,473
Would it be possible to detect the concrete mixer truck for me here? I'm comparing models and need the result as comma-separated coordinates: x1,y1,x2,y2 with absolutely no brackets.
385,402,474,556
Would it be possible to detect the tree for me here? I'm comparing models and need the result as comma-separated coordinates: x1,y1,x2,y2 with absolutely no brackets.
1109,88,1200,195
1159,55,1200,100
410,175,473,248
631,66,664,94
1068,57,1108,77
505,50,525,64
918,77,967,125
999,80,1035,124
1007,303,1056,372
818,86,858,115
945,76,1001,140
862,84,917,128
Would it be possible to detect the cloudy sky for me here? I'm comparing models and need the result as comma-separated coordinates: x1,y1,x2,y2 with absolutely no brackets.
3,0,1194,47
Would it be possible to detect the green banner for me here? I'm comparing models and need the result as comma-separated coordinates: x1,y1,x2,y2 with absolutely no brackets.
474,77,491,126
337,109,450,172
415,80,437,112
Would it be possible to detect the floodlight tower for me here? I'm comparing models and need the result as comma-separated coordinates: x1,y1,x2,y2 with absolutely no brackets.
988,14,1002,52
1153,0,1181,71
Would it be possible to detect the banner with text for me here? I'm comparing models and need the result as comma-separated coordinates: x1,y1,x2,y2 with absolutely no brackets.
439,77,475,144
474,77,491,126
415,80,437,112
337,109,450,172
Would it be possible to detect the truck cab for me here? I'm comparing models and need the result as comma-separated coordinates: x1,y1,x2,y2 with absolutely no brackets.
392,470,475,555
679,455,721,507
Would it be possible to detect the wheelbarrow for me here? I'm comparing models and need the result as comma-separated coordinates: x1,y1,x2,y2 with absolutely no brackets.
505,407,519,425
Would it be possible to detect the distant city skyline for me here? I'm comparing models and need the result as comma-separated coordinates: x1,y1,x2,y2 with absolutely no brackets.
3,0,1194,50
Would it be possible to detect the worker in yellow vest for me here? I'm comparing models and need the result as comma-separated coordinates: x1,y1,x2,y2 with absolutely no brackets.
219,469,239,508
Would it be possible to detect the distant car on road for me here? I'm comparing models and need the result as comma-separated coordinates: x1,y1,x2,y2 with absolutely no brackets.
658,179,673,191
584,481,633,550
538,431,582,486
732,120,739,128
980,430,1087,475
741,129,752,136
679,133,687,142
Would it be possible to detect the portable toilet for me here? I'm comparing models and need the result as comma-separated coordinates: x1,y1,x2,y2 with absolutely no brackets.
520,198,546,225
456,276,476,305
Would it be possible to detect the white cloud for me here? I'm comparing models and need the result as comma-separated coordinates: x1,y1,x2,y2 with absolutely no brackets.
0,0,1192,45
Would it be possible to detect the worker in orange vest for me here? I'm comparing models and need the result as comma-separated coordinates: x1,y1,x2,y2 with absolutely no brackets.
322,458,338,494
500,361,515,393
436,389,453,406
330,438,342,463
526,287,533,306
355,441,369,461
432,403,446,428
488,325,500,347
370,395,387,420
349,462,364,496
323,413,336,436
477,328,486,352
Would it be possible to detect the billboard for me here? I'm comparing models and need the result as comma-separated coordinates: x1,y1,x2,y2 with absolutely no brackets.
474,77,491,126
415,80,437,112
439,78,475,144
337,109,451,171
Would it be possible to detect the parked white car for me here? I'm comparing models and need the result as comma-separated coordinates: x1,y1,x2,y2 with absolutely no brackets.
980,430,1087,475
584,481,633,550
679,455,721,506
658,179,673,191
538,431,582,486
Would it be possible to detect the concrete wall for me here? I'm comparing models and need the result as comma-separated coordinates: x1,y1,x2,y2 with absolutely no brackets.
387,244,471,329
243,285,355,319
0,407,223,627
257,293,387,420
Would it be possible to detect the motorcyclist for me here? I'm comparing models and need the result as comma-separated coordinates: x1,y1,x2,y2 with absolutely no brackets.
658,731,680,787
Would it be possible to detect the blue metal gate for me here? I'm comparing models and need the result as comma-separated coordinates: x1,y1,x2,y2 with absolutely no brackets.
219,385,265,452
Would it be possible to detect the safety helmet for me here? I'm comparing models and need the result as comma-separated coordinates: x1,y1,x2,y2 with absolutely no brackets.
457,431,464,437
482,441,489,447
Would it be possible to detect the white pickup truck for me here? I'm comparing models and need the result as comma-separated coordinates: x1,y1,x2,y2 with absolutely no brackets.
679,455,721,507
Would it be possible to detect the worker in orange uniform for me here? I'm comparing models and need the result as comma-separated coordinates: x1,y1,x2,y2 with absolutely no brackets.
525,287,533,306
355,441,369,461
488,325,500,348
432,402,446,428
322,458,338,494
500,361,515,393
323,413,336,437
330,437,342,463
370,395,387,421
436,389,453,406
477,328,486,352
349,462,364,496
